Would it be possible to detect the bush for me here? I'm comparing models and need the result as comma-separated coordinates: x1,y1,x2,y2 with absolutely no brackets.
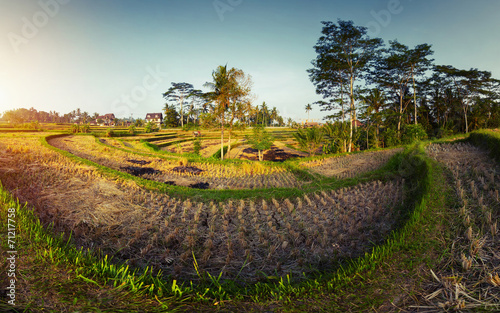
401,124,427,144
193,137,202,156
383,128,400,147
71,124,80,133
106,128,114,137
435,126,454,139
322,122,349,154
80,124,90,133
245,125,274,161
468,130,500,164
144,121,159,133
128,125,136,134
293,127,323,156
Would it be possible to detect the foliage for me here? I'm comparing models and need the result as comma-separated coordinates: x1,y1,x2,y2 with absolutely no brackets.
401,123,427,144
162,82,196,128
468,130,500,164
144,121,159,133
163,104,180,128
245,125,274,161
382,127,400,147
80,124,90,133
293,126,323,156
105,128,114,137
134,118,144,127
308,19,383,152
372,40,434,133
322,121,349,154
204,64,253,160
128,125,136,134
193,137,202,155
71,124,80,133
199,112,218,129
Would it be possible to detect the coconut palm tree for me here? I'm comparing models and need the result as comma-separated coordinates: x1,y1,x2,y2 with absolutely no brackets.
305,103,312,123
361,89,385,148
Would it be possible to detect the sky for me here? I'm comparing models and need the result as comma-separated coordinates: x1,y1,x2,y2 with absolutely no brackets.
1,0,500,123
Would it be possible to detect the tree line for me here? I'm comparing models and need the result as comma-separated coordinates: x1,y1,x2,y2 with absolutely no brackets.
309,19,500,152
162,82,289,129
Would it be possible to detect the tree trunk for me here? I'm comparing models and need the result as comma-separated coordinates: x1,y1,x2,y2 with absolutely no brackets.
348,76,354,153
366,126,369,150
220,112,225,160
464,105,469,134
227,127,232,158
180,99,184,128
412,66,418,125
397,91,403,136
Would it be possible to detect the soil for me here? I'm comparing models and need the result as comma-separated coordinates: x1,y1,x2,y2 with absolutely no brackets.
126,159,152,165
120,166,161,176
188,182,210,189
171,166,203,175
238,145,304,162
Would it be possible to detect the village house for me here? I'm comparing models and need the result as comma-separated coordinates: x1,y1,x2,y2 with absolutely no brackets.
94,113,116,126
145,113,163,127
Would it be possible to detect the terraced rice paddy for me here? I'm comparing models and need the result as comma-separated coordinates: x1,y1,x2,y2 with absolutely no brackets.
0,133,405,283
48,135,301,189
418,142,500,311
302,148,403,179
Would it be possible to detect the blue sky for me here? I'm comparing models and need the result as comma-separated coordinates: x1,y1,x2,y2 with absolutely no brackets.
1,0,500,122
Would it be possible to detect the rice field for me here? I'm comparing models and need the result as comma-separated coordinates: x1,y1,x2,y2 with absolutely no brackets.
302,148,403,179
48,135,301,189
418,142,500,311
7,129,498,311
0,132,405,283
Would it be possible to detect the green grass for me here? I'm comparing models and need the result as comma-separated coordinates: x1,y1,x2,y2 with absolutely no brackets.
468,129,500,163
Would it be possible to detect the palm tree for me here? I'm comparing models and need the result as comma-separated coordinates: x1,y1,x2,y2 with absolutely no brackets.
293,127,323,156
260,102,269,126
305,103,312,123
361,89,385,148
204,65,231,160
270,107,278,127
204,65,251,160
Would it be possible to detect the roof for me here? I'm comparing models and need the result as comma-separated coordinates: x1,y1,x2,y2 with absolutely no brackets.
352,120,364,127
96,114,115,120
146,113,163,119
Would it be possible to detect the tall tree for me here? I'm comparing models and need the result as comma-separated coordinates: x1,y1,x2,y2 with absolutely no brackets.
435,65,492,133
260,102,269,126
309,19,383,152
372,40,433,134
204,65,252,160
361,88,386,148
305,103,312,123
163,82,195,127
270,107,279,126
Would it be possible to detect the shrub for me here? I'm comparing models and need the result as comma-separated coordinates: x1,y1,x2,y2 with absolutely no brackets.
401,124,427,144
81,124,90,133
435,126,454,139
322,121,349,154
128,125,136,134
144,121,159,133
383,128,400,147
71,124,80,133
193,137,202,156
245,125,274,161
293,126,323,156
106,128,114,137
